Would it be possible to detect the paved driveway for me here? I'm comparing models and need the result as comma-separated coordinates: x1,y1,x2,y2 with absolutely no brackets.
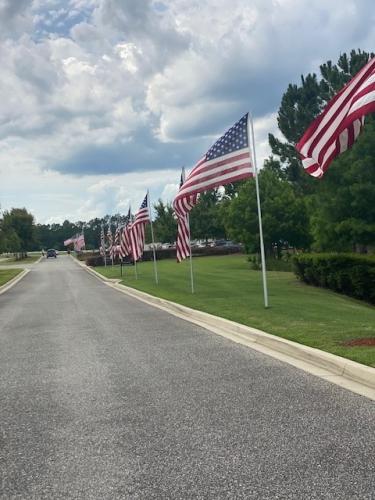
0,256,374,499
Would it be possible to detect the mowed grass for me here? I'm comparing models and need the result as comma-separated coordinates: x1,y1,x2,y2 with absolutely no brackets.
0,268,23,286
0,255,40,265
96,255,375,367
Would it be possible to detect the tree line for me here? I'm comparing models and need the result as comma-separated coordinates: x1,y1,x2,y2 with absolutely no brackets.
151,49,375,256
1,50,374,257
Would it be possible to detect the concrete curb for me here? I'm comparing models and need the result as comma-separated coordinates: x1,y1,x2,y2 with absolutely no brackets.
76,258,375,400
0,269,30,295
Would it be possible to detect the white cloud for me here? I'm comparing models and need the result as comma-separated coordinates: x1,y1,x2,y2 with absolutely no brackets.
0,0,373,223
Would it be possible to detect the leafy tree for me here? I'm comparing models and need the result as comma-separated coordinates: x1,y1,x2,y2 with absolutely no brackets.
2,208,35,253
269,49,374,190
153,200,177,243
190,190,226,242
310,117,375,251
268,49,375,253
222,169,311,255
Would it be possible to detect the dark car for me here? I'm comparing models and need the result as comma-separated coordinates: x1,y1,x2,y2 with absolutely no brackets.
46,249,57,258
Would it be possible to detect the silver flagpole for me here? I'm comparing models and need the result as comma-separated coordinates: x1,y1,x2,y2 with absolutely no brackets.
248,113,269,308
187,213,194,294
147,190,159,285
103,223,107,267
110,221,114,267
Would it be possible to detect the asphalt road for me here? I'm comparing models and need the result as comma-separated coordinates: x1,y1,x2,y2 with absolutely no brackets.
0,256,374,499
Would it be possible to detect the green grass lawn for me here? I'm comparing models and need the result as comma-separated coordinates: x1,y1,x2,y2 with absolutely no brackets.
95,255,375,367
0,268,23,286
0,255,41,265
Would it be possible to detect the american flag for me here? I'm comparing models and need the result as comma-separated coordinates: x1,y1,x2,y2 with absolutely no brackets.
99,224,105,256
130,194,150,262
107,225,113,257
64,237,74,246
113,223,121,258
173,114,253,261
74,233,85,252
174,113,252,220
296,57,375,178
120,208,132,259
175,168,196,262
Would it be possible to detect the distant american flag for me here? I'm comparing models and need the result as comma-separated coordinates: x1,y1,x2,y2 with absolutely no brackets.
99,225,105,256
120,208,132,259
296,57,375,178
173,114,253,261
130,194,150,262
107,225,113,257
74,234,85,252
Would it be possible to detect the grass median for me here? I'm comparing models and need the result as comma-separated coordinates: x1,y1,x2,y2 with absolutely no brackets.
0,255,40,265
95,254,375,367
0,268,23,287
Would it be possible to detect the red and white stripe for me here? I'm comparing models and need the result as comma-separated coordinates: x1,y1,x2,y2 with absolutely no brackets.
129,194,150,262
74,234,85,252
176,214,191,262
130,223,146,262
107,226,113,256
296,57,375,178
174,150,252,220
120,225,131,258
175,167,197,262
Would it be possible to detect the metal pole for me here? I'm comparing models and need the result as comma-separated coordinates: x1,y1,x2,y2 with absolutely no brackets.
187,213,194,294
110,221,114,267
147,190,159,285
102,223,107,267
248,113,269,308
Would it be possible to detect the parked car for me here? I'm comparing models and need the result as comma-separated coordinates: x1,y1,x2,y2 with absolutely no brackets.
46,249,57,258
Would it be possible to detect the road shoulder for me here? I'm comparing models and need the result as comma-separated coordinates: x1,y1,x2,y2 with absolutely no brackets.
0,269,30,295
75,258,375,401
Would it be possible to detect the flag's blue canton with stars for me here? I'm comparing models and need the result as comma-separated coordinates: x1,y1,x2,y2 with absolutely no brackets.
174,112,253,214
140,195,148,209
133,194,150,225
206,114,249,161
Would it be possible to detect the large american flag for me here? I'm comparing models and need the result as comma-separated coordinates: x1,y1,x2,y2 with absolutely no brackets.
173,113,253,261
296,57,375,178
130,194,150,262
174,113,252,219
120,208,132,259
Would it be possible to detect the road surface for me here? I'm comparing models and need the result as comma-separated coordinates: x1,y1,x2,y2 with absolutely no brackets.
0,256,374,499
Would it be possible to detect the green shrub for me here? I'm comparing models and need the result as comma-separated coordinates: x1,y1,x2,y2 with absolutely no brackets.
293,253,375,304
247,254,293,272
85,245,243,267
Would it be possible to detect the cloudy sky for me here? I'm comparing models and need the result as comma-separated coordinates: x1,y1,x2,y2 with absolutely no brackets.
0,0,373,223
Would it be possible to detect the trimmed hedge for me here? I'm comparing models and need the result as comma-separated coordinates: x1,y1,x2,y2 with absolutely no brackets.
293,253,375,304
85,245,243,267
